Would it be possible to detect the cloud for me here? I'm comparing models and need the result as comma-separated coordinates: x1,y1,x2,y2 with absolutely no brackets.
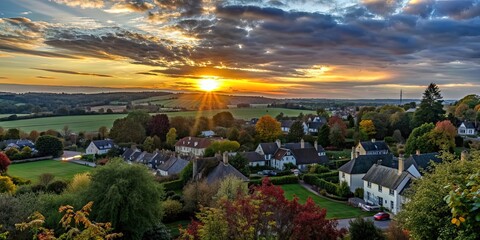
20,11,32,15
136,72,158,75
51,0,105,9
36,76,56,79
32,68,113,77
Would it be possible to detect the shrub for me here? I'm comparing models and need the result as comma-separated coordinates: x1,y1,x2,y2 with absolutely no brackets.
142,223,171,240
162,179,184,191
0,176,16,194
38,173,55,187
8,175,31,186
47,180,68,194
248,175,298,186
162,199,183,220
336,181,352,198
30,184,46,193
354,188,364,198
320,189,327,196
67,172,90,193
348,217,385,240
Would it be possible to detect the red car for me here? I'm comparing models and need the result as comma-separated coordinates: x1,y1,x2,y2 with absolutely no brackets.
373,212,390,221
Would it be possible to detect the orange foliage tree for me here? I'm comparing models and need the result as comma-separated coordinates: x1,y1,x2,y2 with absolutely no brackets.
255,115,282,142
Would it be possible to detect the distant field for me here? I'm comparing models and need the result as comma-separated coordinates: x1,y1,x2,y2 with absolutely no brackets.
0,108,314,132
8,160,91,182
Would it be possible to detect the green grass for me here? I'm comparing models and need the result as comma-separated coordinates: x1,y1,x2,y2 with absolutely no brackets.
166,220,190,237
8,160,92,182
281,184,370,219
0,108,314,132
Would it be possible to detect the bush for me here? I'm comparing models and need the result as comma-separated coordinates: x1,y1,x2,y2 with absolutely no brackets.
30,184,46,193
354,188,364,198
308,164,330,174
162,179,184,191
348,217,385,240
336,181,352,198
249,175,298,186
303,174,339,195
162,199,183,221
275,170,293,176
384,136,395,145
0,176,16,194
38,173,55,187
142,223,171,240
8,175,31,186
47,180,68,194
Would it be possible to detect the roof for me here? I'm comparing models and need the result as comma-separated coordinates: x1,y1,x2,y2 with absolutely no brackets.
201,130,215,137
130,151,143,161
2,139,35,149
122,148,135,159
284,142,313,150
338,154,394,174
362,164,414,190
158,157,189,174
291,148,327,165
259,142,279,155
307,121,324,130
460,122,476,129
273,148,288,160
92,140,114,150
151,152,171,166
175,137,211,149
359,141,389,152
405,153,442,172
206,161,249,184
239,151,265,162
280,120,295,128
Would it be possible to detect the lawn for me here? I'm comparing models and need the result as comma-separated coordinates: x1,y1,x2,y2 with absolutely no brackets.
8,160,92,182
281,184,370,219
0,108,314,132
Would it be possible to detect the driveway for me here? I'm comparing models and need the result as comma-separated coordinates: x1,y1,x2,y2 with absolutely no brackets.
337,217,391,230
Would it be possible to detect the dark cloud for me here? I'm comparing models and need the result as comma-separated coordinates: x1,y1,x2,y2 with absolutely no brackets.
136,72,158,75
32,68,113,77
36,76,56,79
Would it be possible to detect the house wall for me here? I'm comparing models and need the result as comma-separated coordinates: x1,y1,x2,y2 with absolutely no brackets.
406,165,421,178
356,145,388,155
249,161,266,167
175,146,205,157
86,143,99,155
273,155,295,170
363,178,408,215
340,172,364,192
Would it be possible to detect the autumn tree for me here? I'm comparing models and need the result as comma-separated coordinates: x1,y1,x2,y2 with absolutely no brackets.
166,128,177,148
4,129,19,140
328,116,347,135
204,140,240,157
455,103,469,120
413,83,445,127
147,114,170,141
0,176,16,194
0,152,11,174
429,120,457,152
317,124,330,147
28,130,40,142
255,115,282,142
212,111,235,128
36,135,63,158
360,120,376,138
287,121,305,142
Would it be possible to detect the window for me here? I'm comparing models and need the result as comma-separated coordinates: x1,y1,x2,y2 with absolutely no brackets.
378,197,383,206
389,189,394,195
342,172,345,178
378,185,382,192
367,182,372,188
390,201,394,210
367,192,370,200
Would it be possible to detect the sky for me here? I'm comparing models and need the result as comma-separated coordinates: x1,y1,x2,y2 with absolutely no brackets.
0,0,479,99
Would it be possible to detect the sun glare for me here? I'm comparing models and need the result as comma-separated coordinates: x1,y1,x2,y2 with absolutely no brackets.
199,79,219,92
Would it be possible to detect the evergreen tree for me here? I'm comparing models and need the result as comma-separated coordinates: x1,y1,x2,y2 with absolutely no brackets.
317,124,330,147
286,121,305,142
413,83,445,127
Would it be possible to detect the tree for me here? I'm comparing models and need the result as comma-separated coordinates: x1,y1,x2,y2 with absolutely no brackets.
317,108,330,119
126,110,151,128
0,152,11,174
405,123,435,155
0,176,16,194
36,135,63,157
362,112,389,140
28,130,40,142
98,126,109,140
348,217,385,240
153,135,162,150
169,116,192,139
255,115,282,142
428,120,456,152
227,128,239,141
183,180,220,213
455,103,469,120
398,151,480,240
287,121,305,142
359,120,376,138
4,129,19,140
85,158,164,239
143,137,155,152
337,181,351,198
329,123,345,148
62,125,71,138
147,114,170,141
21,146,32,159
390,111,412,138
328,116,347,136
204,140,240,157
228,153,250,177
317,124,330,147
413,83,445,127
109,118,146,143
212,112,235,128
347,114,355,128
215,176,249,201
392,129,404,144
166,128,177,148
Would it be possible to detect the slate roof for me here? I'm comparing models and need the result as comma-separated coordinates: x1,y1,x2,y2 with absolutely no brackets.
122,148,135,160
240,151,265,162
92,140,114,150
362,164,414,190
359,141,389,152
3,139,35,149
338,154,394,174
404,153,442,172
206,161,249,184
281,120,295,128
175,137,211,149
284,142,313,150
130,151,143,161
461,122,476,129
158,157,189,175
259,143,279,155
307,121,324,130
291,148,327,165
151,153,171,167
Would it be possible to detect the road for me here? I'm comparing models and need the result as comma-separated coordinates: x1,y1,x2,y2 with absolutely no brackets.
337,217,391,230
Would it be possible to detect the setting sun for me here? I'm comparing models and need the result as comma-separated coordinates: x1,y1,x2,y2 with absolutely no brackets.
198,79,219,92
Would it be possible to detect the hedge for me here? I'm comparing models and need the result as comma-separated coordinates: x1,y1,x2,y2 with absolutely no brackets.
249,175,298,186
162,179,184,191
303,174,339,195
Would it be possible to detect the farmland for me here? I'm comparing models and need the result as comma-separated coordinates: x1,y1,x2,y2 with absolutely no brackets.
8,160,92,182
0,108,315,132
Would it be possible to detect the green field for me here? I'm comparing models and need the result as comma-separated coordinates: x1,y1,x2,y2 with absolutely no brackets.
0,108,314,132
8,160,92,182
282,184,370,219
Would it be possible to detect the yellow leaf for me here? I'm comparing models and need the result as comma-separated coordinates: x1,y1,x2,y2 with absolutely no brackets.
459,217,465,223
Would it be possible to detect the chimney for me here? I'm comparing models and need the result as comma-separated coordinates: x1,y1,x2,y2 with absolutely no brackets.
314,140,318,151
416,150,420,155
275,139,281,148
398,154,404,175
461,150,468,162
371,139,376,143
301,139,305,149
351,147,355,160
223,151,229,165
192,157,198,180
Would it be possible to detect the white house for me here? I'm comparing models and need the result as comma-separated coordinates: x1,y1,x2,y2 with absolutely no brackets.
175,137,212,157
86,140,114,155
458,122,477,136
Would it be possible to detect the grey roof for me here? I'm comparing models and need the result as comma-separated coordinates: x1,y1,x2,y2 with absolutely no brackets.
92,140,114,150
3,139,35,149
151,153,171,167
158,157,189,175
259,143,279,155
130,151,143,161
284,142,313,150
122,148,135,160
461,122,476,129
307,121,324,130
338,154,394,174
362,164,414,190
206,161,249,184
360,141,389,152
404,153,442,172
240,151,265,162
291,148,327,165
281,120,295,128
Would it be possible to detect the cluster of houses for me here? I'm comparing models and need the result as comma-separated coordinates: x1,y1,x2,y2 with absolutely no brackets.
338,139,443,214
0,139,36,151
279,116,327,135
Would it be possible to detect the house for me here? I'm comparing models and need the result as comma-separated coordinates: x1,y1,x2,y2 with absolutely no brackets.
362,156,414,214
175,137,212,157
280,120,295,133
201,130,215,138
271,139,328,170
239,151,266,167
157,157,189,176
338,152,394,192
2,139,35,151
305,121,324,134
255,140,281,165
193,152,249,184
404,151,442,177
356,139,390,156
458,122,477,136
86,139,114,155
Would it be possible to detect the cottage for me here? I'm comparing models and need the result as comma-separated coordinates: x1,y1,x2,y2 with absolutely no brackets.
458,122,477,136
86,139,114,155
355,139,390,156
158,157,189,176
255,140,281,165
404,151,442,177
193,152,249,184
239,151,266,167
175,137,211,157
271,139,328,170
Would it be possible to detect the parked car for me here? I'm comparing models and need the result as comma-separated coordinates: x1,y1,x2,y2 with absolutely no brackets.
257,170,277,176
360,202,381,212
373,212,390,221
